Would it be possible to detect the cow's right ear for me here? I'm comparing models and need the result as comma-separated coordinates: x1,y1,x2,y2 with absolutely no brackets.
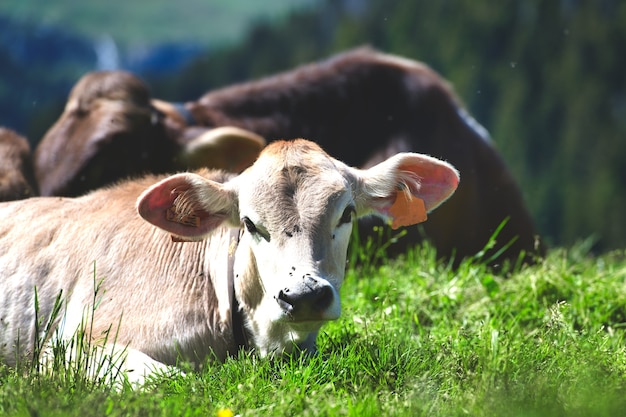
137,173,237,241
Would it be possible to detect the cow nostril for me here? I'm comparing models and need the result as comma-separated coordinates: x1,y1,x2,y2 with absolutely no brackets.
278,288,291,302
276,289,294,314
303,274,318,287
314,285,334,311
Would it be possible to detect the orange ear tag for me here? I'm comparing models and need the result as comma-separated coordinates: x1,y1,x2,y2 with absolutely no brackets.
388,193,427,229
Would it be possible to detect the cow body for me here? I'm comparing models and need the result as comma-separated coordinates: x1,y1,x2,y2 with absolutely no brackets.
1,139,458,384
0,173,237,375
0,128,37,201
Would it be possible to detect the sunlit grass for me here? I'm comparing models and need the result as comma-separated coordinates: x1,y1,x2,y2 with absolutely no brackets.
1,238,625,416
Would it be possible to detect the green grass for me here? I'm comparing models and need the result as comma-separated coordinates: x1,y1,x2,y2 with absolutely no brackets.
2,240,626,416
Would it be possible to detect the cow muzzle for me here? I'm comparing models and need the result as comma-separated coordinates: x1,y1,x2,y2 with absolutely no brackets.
274,274,340,322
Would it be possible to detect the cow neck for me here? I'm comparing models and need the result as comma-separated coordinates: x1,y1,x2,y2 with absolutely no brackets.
228,227,249,352
172,102,197,125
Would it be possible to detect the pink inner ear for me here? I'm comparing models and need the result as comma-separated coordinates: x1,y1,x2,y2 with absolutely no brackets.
398,159,459,212
137,174,228,240
137,176,190,223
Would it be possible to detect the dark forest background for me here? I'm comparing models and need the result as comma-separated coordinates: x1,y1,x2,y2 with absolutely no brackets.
1,0,624,253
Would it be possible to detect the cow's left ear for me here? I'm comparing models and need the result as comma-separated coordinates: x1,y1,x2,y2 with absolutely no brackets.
353,153,459,229
137,173,238,241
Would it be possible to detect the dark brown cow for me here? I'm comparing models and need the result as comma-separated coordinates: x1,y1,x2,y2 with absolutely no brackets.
0,128,37,201
34,71,264,197
169,47,545,266
35,47,544,266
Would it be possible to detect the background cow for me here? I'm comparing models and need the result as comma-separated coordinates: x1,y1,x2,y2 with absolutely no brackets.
0,127,37,201
0,139,458,385
33,71,265,197
34,47,543,266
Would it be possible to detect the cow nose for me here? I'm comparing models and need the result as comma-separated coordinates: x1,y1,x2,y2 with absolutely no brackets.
275,275,335,320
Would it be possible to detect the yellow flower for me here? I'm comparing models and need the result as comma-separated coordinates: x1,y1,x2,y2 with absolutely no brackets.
217,408,234,417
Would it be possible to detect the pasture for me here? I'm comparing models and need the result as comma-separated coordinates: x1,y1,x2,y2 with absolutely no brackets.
1,236,625,416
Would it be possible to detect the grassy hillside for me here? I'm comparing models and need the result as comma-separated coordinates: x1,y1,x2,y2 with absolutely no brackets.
1,241,625,416
0,0,317,46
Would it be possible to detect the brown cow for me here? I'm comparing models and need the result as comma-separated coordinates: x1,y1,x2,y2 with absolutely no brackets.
0,139,459,385
168,47,545,266
35,47,544,266
33,71,264,197
0,127,37,201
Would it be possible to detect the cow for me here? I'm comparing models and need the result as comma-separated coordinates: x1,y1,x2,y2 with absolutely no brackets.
0,127,37,201
33,70,265,197
0,139,459,385
34,47,543,266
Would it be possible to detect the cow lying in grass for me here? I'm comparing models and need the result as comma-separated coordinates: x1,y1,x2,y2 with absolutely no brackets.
0,139,458,385
34,47,543,267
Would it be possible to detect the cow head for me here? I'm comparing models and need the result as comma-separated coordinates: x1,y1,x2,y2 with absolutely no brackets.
33,71,168,196
137,139,459,356
34,70,266,197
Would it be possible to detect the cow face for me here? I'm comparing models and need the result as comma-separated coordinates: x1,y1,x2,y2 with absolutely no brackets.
137,139,459,356
34,71,170,197
231,141,355,354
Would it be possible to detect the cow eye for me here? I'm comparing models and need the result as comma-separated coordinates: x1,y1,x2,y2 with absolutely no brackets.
338,205,355,226
242,217,257,234
242,217,270,242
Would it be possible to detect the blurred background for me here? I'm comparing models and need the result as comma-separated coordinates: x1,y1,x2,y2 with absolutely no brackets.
1,0,624,254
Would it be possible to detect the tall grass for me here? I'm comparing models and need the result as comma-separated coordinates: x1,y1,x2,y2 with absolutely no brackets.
6,264,128,395
1,240,625,416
